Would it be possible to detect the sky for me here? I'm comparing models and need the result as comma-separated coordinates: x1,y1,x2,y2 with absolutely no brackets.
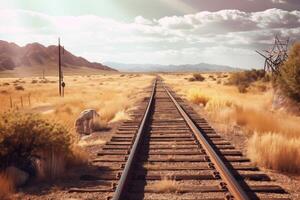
0,0,300,69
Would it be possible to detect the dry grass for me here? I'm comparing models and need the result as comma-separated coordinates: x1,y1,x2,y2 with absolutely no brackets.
151,177,179,193
35,146,88,180
187,89,210,106
0,74,153,128
248,132,300,173
162,73,300,174
0,74,153,191
78,138,106,147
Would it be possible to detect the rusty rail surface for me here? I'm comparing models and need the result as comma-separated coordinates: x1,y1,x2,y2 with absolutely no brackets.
112,78,252,200
164,85,251,200
111,79,157,200
70,77,288,200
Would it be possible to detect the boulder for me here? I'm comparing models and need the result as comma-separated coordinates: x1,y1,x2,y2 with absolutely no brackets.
75,109,100,135
6,166,29,187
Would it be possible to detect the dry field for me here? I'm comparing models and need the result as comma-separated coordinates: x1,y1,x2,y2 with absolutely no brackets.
0,74,154,127
1,72,300,198
162,73,300,198
0,73,154,199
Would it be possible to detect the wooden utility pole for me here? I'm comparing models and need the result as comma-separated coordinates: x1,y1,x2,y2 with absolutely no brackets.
61,46,65,97
20,96,23,108
58,38,66,97
58,38,62,96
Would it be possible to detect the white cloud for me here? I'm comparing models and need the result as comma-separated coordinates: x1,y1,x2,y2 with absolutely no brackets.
0,8,299,68
272,0,287,4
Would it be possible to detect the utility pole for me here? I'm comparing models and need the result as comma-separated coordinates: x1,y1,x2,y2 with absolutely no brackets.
58,38,66,97
58,38,62,96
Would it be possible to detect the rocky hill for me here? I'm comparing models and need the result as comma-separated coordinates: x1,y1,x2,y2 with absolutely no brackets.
0,40,115,72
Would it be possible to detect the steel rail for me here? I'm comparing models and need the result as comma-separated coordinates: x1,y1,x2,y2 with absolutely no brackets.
163,83,251,200
111,79,157,200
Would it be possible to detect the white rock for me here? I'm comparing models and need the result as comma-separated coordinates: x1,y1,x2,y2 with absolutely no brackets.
75,109,100,135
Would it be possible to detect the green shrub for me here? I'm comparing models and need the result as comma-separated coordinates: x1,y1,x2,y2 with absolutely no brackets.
277,42,300,101
0,111,74,174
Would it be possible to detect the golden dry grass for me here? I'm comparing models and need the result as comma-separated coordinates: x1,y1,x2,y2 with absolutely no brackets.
78,138,106,147
187,88,210,106
0,74,154,189
0,74,153,128
151,177,179,193
248,132,300,173
162,73,300,173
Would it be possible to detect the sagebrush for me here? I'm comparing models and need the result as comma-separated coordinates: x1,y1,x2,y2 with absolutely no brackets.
227,69,266,93
0,111,75,178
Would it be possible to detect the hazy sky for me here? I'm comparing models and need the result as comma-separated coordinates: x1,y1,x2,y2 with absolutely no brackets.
0,0,300,68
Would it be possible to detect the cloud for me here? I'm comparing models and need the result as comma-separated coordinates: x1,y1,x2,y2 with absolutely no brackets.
0,8,299,68
272,0,286,3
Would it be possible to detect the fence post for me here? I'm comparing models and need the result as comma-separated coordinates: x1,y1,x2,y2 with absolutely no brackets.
10,96,12,108
28,93,31,106
21,96,23,108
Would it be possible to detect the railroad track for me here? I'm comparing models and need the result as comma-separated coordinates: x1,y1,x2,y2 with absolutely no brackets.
69,78,290,200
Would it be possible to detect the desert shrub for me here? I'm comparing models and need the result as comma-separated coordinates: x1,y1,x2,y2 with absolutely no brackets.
227,69,266,93
237,84,248,93
276,42,300,101
257,84,267,92
187,89,210,106
14,85,24,91
262,74,271,82
39,79,51,84
192,73,205,81
2,83,9,86
0,111,75,178
31,80,38,84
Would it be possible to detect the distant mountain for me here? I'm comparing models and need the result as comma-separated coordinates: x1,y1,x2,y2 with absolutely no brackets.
105,62,239,72
0,40,116,72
